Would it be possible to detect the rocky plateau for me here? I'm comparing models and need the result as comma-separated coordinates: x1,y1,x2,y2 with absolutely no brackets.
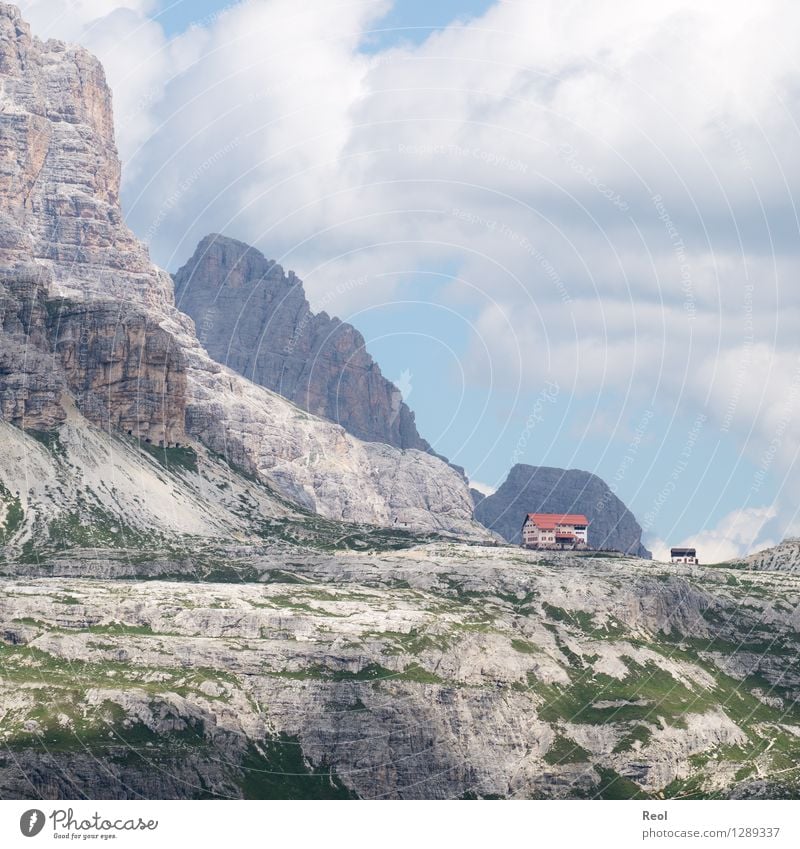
1,545,799,799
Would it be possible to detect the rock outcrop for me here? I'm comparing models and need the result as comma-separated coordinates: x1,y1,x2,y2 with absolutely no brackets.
0,269,65,430
0,4,484,539
173,233,435,453
731,538,800,572
0,5,173,309
475,464,651,557
0,269,185,442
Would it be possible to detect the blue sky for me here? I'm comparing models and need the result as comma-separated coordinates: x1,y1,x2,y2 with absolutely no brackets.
152,0,496,44
18,0,800,560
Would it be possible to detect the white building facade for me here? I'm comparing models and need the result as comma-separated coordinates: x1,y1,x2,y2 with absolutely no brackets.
521,513,590,549
670,547,698,564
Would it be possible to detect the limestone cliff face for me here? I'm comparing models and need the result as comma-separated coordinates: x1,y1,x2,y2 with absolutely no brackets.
475,464,652,557
0,269,186,443
0,270,65,429
173,234,434,453
0,3,173,308
733,538,800,572
2,547,799,799
50,298,186,444
0,4,483,538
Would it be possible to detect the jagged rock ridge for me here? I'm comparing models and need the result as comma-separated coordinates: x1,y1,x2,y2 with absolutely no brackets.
730,538,800,572
173,233,436,454
475,464,651,558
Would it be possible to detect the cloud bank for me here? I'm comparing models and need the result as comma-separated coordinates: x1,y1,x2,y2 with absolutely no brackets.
16,0,800,559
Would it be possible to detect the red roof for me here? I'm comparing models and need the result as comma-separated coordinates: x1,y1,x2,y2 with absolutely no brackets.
525,513,589,529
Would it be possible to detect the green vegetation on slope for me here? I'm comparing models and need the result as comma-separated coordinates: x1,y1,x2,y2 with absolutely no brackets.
0,481,24,543
240,738,356,800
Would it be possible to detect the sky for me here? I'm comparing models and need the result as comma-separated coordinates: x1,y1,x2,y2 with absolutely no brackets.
153,0,497,46
14,0,800,561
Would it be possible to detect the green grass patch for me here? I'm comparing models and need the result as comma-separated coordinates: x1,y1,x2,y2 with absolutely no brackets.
613,724,653,753
46,504,159,551
543,735,590,765
239,737,356,800
138,441,199,473
375,629,452,655
0,481,24,543
541,602,625,638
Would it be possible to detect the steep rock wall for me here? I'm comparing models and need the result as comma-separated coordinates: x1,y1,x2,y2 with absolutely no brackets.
173,234,436,454
0,270,186,443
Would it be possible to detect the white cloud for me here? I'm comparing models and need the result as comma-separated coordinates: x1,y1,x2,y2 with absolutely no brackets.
673,505,779,563
469,480,496,497
15,0,800,541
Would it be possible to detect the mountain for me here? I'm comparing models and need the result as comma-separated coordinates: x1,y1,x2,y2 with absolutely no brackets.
0,415,458,566
3,4,800,803
0,8,173,309
0,5,484,541
728,538,800,572
475,464,651,558
173,234,439,455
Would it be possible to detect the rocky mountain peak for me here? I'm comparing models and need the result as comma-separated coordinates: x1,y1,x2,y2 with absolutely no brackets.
0,3,29,72
732,537,800,572
475,463,651,557
173,232,441,456
0,3,173,308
